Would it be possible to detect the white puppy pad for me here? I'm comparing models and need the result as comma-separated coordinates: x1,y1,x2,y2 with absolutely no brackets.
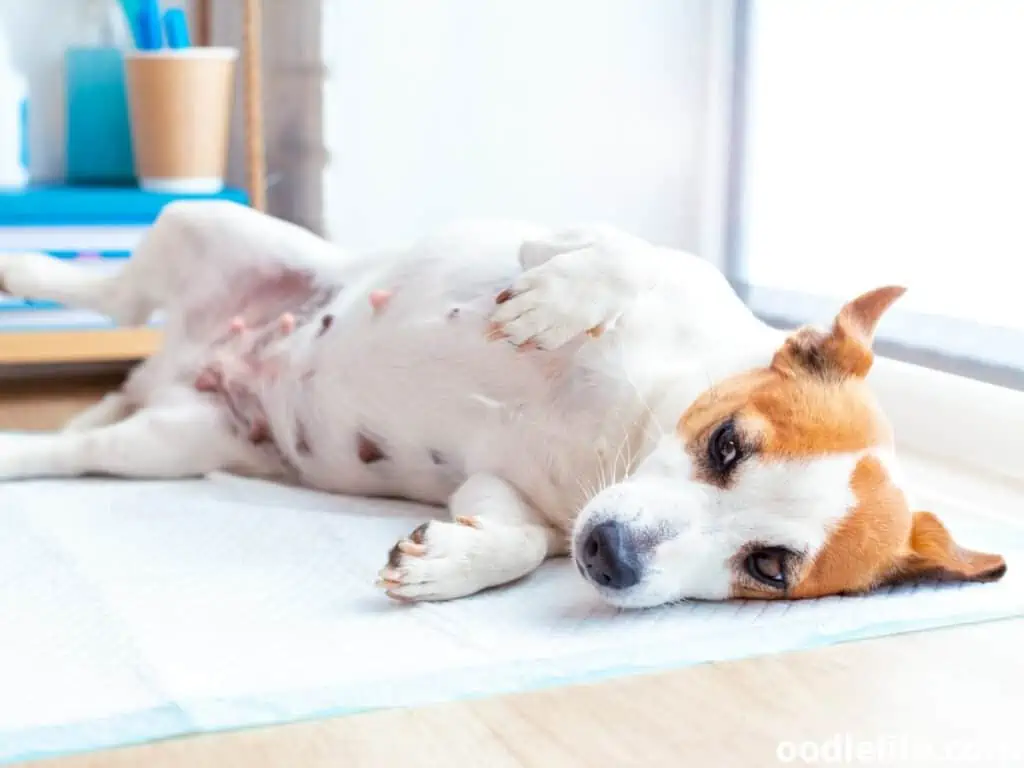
1,473,1021,764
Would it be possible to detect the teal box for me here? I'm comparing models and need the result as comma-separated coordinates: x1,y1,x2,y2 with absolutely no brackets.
64,47,135,184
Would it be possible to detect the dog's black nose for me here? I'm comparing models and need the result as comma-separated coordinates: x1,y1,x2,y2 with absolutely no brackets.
579,520,640,590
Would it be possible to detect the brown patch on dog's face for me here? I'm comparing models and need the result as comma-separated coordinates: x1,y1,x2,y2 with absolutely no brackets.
695,286,1002,600
679,370,893,493
787,455,914,597
681,374,893,452
731,455,1007,600
678,287,907,486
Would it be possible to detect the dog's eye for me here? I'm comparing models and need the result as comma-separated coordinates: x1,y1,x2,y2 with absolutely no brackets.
708,420,741,473
745,547,792,588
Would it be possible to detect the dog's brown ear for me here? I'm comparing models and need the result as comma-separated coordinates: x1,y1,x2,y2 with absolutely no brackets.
883,511,1007,587
772,286,906,379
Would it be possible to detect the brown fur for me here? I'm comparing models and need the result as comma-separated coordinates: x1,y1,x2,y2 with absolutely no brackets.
790,456,913,597
696,286,1006,599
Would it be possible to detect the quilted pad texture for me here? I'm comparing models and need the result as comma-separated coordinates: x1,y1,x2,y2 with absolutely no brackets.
1,473,1021,764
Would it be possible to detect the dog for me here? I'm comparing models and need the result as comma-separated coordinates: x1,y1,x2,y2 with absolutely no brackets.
0,201,1006,607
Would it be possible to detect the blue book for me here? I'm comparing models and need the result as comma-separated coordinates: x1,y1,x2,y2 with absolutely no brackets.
0,185,248,227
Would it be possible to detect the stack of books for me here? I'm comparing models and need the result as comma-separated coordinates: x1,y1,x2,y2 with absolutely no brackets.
0,185,247,332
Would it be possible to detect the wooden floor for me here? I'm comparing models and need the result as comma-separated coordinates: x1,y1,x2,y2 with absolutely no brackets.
3,378,1022,768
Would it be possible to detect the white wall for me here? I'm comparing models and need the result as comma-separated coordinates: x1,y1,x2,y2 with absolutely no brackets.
2,0,726,248
0,0,86,181
322,0,721,252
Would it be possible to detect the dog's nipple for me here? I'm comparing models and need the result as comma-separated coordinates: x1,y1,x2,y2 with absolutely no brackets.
194,367,223,393
357,432,387,463
369,290,393,314
248,417,271,444
278,312,296,334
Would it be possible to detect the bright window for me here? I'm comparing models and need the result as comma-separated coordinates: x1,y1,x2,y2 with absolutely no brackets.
734,0,1024,383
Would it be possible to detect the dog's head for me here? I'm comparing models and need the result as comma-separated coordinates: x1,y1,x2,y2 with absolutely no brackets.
573,286,1007,607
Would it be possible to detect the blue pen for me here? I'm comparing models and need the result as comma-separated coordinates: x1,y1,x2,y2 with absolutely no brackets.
118,0,144,46
135,0,163,50
163,8,191,49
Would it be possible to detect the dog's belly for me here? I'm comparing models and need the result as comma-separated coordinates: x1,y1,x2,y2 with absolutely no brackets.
249,254,638,523
124,222,645,522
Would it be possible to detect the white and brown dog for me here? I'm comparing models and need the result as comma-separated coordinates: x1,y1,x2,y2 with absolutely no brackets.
0,202,1006,607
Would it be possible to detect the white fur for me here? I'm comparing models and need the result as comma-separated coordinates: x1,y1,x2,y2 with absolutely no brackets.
0,202,843,604
573,438,863,607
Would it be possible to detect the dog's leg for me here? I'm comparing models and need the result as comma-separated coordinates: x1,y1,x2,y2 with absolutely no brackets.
61,393,133,433
379,473,565,602
0,252,128,318
0,205,197,325
0,201,345,327
0,399,255,480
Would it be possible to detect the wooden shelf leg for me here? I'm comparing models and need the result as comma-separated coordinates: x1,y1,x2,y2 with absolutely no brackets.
243,0,268,212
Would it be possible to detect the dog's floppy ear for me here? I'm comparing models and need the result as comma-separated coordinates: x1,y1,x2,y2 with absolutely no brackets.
883,511,1007,587
772,286,906,379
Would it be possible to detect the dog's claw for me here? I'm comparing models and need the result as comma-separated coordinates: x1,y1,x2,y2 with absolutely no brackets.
454,515,480,528
486,322,508,341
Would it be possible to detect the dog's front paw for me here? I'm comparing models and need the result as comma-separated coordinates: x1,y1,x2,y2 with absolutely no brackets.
488,247,629,351
377,517,498,602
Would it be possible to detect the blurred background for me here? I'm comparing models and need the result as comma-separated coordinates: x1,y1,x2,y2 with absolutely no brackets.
1,0,1021,387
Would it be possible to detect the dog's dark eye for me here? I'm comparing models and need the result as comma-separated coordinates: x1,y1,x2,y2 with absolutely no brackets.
745,547,792,588
708,420,741,473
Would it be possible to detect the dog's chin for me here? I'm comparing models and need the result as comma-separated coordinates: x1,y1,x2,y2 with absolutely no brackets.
577,573,679,610
584,581,678,609
573,553,683,609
